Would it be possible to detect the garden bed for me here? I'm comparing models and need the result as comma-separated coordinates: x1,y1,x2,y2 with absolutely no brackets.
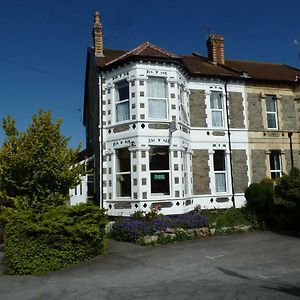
110,209,256,246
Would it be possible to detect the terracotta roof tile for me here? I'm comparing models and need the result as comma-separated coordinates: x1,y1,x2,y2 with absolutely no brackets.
96,42,178,68
180,55,239,77
94,42,300,83
225,60,300,82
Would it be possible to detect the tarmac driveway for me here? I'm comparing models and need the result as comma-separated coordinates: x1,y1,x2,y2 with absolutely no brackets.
0,231,300,300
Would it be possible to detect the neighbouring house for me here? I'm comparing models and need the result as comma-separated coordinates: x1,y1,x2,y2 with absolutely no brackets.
70,11,300,216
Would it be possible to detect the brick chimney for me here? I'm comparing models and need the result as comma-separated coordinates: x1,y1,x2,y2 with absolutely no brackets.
93,11,104,57
206,34,224,64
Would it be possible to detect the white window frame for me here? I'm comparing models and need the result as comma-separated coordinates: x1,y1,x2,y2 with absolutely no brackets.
266,95,278,129
213,150,227,193
180,86,189,124
147,77,168,120
115,80,130,123
183,150,189,196
149,146,170,196
115,148,131,198
210,91,224,128
269,150,281,179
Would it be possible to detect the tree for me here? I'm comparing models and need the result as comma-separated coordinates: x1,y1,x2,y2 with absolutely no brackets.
0,110,82,210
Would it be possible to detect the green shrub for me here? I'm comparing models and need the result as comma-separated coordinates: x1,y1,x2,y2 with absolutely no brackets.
260,177,274,185
273,168,300,230
204,208,258,229
1,203,108,275
244,183,274,223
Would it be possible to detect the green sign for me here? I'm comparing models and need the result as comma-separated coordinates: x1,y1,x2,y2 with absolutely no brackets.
154,174,165,180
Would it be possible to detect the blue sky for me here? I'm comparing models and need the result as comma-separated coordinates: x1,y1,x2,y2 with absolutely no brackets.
0,0,299,149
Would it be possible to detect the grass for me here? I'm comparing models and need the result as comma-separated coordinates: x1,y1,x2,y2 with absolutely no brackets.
203,208,258,229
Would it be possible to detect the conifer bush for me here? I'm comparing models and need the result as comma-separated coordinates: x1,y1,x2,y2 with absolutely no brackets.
0,111,108,274
2,204,107,275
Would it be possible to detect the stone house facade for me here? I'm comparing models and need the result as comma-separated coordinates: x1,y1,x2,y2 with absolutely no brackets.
70,12,300,216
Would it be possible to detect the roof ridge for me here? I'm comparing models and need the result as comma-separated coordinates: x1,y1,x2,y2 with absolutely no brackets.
134,42,151,55
146,42,178,58
226,59,284,66
105,42,150,65
283,64,300,72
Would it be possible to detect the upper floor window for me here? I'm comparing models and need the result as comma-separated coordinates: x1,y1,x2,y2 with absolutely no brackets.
116,80,130,122
180,87,189,124
210,91,224,127
213,150,227,193
115,148,131,197
270,150,281,179
149,146,170,195
266,95,277,129
147,77,167,119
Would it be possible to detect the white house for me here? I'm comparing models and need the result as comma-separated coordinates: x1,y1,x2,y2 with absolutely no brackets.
70,12,300,216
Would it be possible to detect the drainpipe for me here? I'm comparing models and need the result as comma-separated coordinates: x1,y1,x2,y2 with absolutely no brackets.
224,81,235,208
288,132,294,169
99,71,104,209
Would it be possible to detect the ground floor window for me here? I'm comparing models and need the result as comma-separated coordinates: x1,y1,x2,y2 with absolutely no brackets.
183,150,189,196
213,150,227,192
149,146,170,195
86,159,95,198
116,148,131,197
270,150,281,179
87,174,94,198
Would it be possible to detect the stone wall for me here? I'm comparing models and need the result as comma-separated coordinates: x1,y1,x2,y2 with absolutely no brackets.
189,90,207,127
192,150,210,194
232,150,248,193
251,150,266,183
281,96,297,130
247,93,263,131
228,92,245,128
285,150,300,171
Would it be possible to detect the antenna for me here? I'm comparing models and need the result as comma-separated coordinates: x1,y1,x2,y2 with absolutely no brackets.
293,39,300,60
203,25,212,39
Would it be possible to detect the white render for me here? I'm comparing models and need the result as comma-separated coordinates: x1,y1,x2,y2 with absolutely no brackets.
69,61,249,216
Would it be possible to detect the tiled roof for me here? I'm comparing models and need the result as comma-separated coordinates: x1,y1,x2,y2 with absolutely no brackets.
180,55,238,77
94,42,300,83
96,42,178,68
225,60,300,82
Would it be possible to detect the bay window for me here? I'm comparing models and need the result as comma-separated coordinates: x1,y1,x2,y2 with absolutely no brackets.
116,148,131,197
183,150,189,196
180,86,189,124
213,150,227,193
147,77,167,119
149,146,170,195
116,80,130,122
210,91,224,127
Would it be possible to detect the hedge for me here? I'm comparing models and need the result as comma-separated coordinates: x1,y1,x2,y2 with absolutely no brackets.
1,203,108,275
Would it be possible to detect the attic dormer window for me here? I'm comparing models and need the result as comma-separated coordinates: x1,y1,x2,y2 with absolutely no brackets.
147,77,168,119
116,80,130,122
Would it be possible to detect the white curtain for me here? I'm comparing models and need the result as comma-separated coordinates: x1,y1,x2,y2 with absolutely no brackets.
149,99,167,119
212,111,223,127
215,173,226,192
147,77,166,98
116,102,129,121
